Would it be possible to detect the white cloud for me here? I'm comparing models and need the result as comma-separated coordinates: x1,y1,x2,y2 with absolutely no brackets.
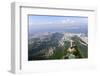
70,20,75,23
47,22,53,24
61,19,70,24
61,20,66,24
59,19,76,26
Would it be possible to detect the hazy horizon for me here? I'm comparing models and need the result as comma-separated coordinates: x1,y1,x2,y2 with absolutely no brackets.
28,15,88,34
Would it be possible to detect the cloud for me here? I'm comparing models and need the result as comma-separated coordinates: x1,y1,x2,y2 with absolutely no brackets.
60,19,76,25
71,21,75,23
29,18,75,26
61,19,69,24
47,22,53,24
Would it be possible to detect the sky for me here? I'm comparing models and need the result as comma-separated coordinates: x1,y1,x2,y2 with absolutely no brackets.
28,15,88,33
